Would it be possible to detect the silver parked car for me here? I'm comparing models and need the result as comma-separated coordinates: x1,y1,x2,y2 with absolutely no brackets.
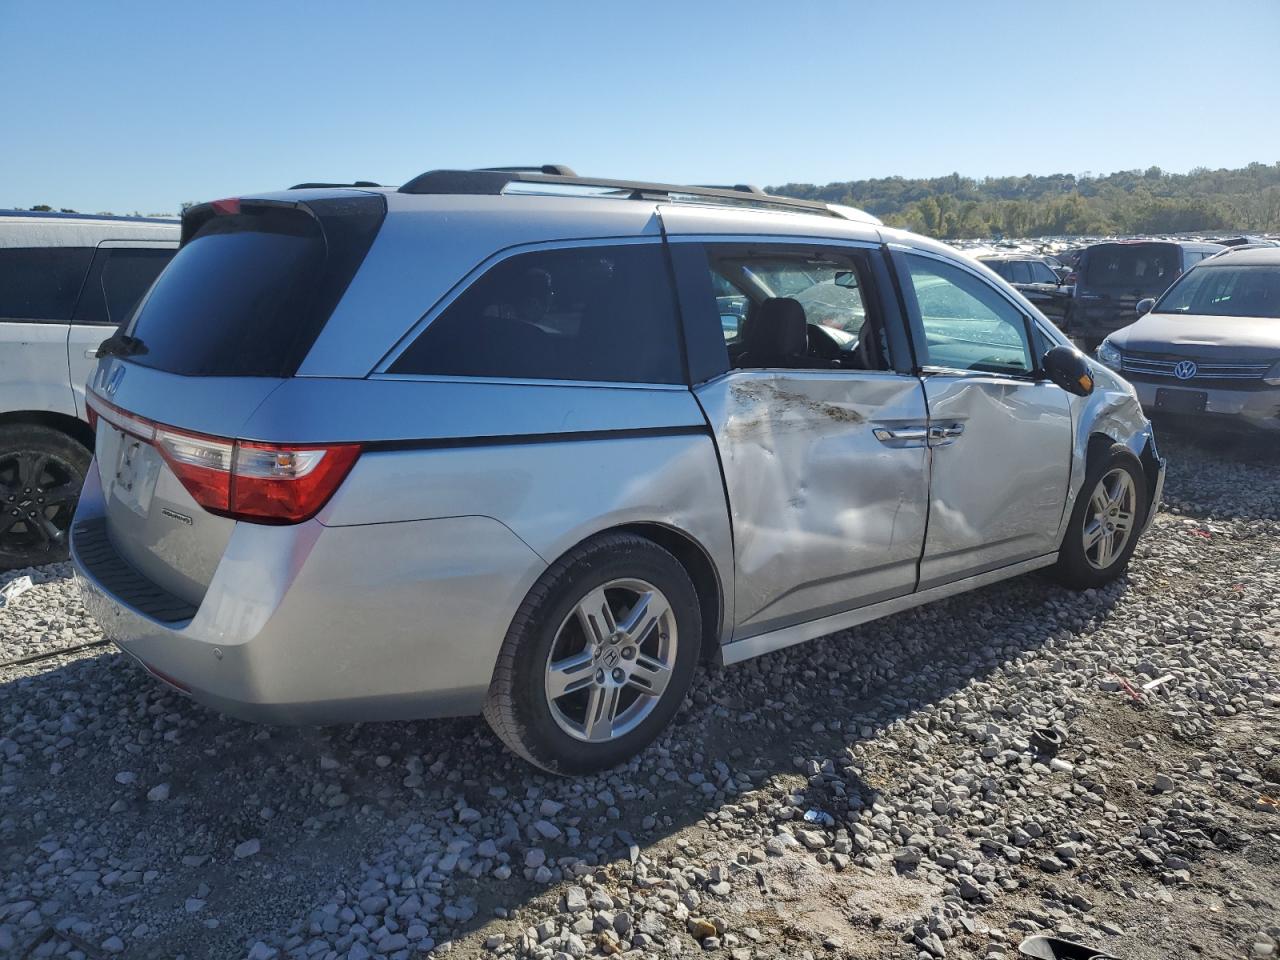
71,168,1165,773
0,211,177,568
1097,246,1280,430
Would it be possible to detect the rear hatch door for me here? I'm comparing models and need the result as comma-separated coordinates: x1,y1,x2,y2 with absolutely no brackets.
1078,241,1181,314
87,192,385,606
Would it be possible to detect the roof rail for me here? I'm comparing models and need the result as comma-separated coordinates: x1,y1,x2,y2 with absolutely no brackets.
396,168,881,223
476,164,578,176
288,181,383,190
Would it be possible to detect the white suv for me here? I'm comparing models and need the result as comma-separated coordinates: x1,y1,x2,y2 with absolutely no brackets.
0,210,177,568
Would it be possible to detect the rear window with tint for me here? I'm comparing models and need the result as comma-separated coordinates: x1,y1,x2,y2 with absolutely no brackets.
0,247,94,321
389,244,684,384
1082,244,1179,293
126,196,385,376
72,247,174,326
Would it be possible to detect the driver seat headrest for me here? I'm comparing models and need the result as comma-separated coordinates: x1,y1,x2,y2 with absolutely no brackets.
740,297,808,367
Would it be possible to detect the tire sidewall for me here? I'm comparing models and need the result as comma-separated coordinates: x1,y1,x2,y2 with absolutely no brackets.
505,541,701,774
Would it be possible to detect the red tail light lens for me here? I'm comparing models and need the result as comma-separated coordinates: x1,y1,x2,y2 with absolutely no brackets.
87,394,360,524
230,441,361,523
1065,271,1078,285
153,426,235,514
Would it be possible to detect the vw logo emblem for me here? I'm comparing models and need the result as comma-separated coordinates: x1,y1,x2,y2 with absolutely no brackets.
1173,360,1197,381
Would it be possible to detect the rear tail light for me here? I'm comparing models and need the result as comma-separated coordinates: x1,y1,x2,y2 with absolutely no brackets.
87,393,359,524
1065,271,1078,286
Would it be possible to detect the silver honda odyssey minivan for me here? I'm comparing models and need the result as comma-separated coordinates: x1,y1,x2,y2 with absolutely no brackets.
72,167,1165,773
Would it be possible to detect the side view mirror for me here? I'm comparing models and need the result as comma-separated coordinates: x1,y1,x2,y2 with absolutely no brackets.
1042,345,1095,397
1136,297,1156,316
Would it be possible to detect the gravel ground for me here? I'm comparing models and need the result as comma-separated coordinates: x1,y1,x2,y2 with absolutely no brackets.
2,427,1277,960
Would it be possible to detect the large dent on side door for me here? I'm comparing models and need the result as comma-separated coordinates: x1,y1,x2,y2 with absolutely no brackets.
698,371,930,638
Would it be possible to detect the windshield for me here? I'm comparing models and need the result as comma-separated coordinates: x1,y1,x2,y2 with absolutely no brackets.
1082,243,1179,294
1155,264,1280,319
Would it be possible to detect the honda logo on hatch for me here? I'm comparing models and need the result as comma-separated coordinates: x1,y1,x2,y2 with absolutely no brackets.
1173,360,1198,380
103,365,125,396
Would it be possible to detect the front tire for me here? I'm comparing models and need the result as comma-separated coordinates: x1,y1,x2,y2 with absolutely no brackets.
0,425,91,570
1051,443,1147,590
483,533,701,775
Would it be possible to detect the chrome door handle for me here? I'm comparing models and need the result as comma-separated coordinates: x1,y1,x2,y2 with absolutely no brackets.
873,426,928,445
928,423,965,446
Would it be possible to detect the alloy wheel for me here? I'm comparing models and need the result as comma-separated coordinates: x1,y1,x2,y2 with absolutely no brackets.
543,578,678,743
1082,467,1136,571
0,450,82,557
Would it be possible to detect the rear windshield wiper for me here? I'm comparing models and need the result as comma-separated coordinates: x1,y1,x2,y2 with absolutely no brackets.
96,334,149,359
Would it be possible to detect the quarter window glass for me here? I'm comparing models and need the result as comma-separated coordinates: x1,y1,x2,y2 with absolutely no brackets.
72,248,174,326
906,255,1034,376
390,244,683,383
1007,261,1033,284
0,247,94,321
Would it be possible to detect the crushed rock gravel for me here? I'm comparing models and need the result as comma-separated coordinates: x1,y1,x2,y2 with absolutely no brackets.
1,428,1277,960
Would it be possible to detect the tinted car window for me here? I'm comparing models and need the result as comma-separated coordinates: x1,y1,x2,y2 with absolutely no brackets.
1029,261,1058,284
982,260,1011,280
127,197,384,377
905,255,1033,376
1007,261,1033,284
72,247,174,326
390,244,684,384
0,247,94,321
1156,264,1280,319
1082,243,1179,294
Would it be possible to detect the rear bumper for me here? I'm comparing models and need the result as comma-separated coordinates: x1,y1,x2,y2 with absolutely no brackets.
71,465,546,724
1067,303,1137,340
1132,381,1280,432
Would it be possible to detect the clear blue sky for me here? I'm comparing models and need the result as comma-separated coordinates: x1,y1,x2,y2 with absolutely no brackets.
4,0,1278,214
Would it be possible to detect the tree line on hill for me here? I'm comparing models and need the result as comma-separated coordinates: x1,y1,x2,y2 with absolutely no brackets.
770,162,1280,238
19,162,1280,238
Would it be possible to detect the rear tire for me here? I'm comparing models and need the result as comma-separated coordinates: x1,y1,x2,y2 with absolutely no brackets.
0,425,91,570
1051,443,1147,590
483,533,701,775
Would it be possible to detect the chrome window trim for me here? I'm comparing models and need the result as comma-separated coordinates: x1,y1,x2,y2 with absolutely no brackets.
371,235,669,376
